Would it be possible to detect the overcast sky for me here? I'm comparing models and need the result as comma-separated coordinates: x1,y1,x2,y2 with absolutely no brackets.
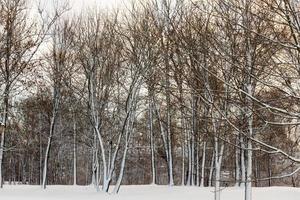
36,0,130,12
69,0,128,9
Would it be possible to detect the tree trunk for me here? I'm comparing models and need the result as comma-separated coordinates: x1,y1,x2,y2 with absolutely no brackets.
187,129,192,186
148,96,156,184
235,136,240,187
200,142,206,187
73,116,77,185
42,115,55,189
214,143,224,200
113,143,129,194
196,143,200,186
209,151,214,187
0,87,9,188
165,61,174,186
181,111,186,186
42,86,59,189
241,135,246,187
213,115,225,200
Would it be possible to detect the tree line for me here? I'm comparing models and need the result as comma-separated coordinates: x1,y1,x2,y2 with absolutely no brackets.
0,0,300,200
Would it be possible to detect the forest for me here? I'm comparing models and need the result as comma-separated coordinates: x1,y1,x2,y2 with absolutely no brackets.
0,0,300,200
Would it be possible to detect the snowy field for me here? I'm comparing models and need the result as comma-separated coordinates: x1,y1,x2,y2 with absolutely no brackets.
0,185,299,200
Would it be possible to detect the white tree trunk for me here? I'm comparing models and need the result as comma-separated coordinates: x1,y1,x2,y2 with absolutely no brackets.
73,117,77,185
0,88,9,188
181,112,186,186
200,142,206,187
113,82,139,193
113,112,135,194
88,75,110,192
113,143,129,194
191,96,197,186
187,129,192,186
212,112,224,200
241,135,246,186
42,115,55,189
209,151,214,187
245,119,253,200
191,135,195,186
91,130,97,187
148,97,156,184
0,116,6,188
165,62,174,186
0,120,5,188
167,104,174,186
153,102,172,184
42,87,60,188
214,142,224,200
235,136,240,187
196,143,200,186
244,1,254,198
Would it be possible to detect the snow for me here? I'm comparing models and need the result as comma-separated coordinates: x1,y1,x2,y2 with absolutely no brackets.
0,185,299,200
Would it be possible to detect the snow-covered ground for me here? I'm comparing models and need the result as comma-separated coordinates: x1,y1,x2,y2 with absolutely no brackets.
0,185,299,200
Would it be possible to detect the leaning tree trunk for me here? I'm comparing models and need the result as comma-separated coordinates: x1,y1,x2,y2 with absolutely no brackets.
113,109,136,194
113,141,129,194
42,87,60,189
153,101,171,183
42,111,56,189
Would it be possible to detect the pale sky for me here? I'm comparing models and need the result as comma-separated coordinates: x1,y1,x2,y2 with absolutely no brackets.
70,0,128,10
36,0,130,12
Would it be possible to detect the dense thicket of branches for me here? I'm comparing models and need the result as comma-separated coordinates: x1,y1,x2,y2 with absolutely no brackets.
1,0,300,199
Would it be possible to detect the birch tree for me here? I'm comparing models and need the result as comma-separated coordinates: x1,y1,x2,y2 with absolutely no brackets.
42,20,73,189
0,0,65,187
